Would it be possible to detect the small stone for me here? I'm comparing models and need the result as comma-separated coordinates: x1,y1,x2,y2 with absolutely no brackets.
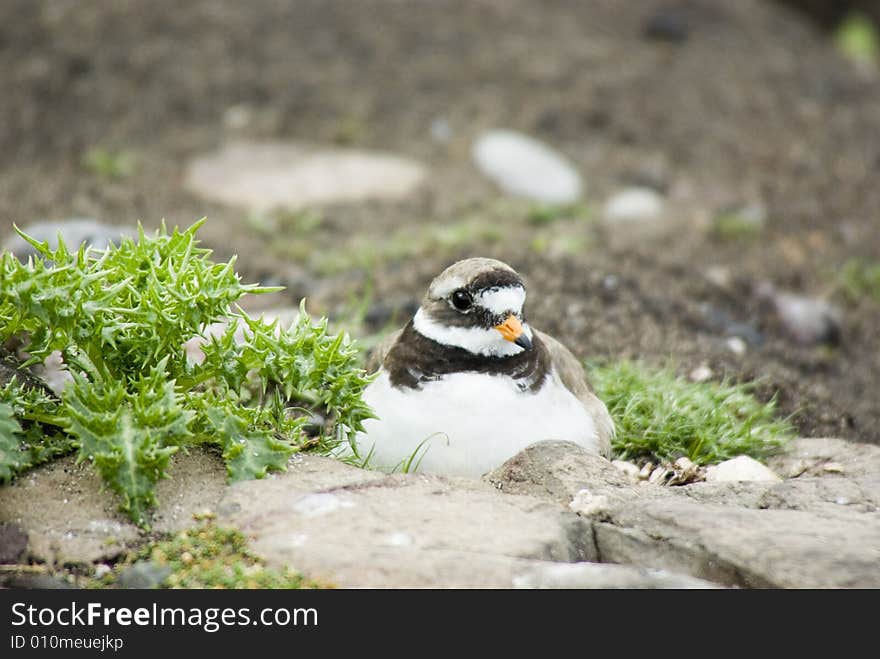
602,187,665,224
705,456,782,483
756,283,842,346
611,460,640,479
223,104,253,129
822,462,845,474
93,563,111,578
638,462,654,480
472,130,583,204
117,561,172,589
689,364,713,383
705,266,733,289
429,117,452,143
569,489,610,516
668,457,702,486
649,466,672,484
785,460,811,478
674,457,696,472
726,336,747,355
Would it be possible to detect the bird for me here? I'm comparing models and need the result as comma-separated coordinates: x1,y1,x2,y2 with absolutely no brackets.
349,257,614,478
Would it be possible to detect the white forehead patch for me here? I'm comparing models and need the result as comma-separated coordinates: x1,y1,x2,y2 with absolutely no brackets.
429,276,466,300
477,285,526,316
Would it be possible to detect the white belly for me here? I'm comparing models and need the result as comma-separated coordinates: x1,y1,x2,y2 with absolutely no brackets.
349,370,600,478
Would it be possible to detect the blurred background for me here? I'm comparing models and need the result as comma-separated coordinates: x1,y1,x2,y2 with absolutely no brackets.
2,0,878,445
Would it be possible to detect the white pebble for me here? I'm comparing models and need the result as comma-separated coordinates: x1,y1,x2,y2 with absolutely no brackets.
726,336,747,355
602,187,665,224
472,130,583,204
705,455,782,482
611,460,640,479
569,489,610,516
689,364,713,383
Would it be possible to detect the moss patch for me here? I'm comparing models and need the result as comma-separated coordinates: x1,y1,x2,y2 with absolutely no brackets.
93,521,329,589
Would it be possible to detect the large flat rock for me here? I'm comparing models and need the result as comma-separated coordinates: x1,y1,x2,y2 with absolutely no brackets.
184,141,428,212
594,499,880,588
216,455,595,588
487,440,880,588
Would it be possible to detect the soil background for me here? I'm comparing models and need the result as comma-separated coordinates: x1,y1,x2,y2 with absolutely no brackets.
2,0,878,445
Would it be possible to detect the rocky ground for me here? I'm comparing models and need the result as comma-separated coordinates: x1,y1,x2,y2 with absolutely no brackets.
2,438,879,588
1,0,879,587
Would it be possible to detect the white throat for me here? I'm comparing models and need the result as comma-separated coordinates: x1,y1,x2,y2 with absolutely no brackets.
412,307,533,357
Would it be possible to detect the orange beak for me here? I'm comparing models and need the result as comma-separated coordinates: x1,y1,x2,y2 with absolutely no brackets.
494,314,532,350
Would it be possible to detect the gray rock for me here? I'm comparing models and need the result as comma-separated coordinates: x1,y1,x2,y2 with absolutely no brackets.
755,475,879,514
217,454,596,588
756,283,842,346
512,561,720,589
593,498,880,588
472,130,583,204
3,219,136,258
767,437,880,479
0,449,228,564
484,440,640,504
4,433,877,589
117,561,172,589
184,141,427,212
487,439,880,588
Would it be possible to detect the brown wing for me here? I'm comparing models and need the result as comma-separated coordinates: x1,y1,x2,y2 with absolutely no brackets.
535,330,615,458
364,327,404,374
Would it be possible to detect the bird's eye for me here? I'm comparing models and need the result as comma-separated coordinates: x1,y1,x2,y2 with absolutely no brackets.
451,289,473,311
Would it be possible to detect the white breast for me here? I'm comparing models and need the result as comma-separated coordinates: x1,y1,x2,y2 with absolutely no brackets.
348,370,600,478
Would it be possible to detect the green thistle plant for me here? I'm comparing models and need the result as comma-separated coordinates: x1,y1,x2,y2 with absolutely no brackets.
0,219,374,526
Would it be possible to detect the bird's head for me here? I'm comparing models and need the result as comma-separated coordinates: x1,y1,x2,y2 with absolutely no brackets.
413,257,533,357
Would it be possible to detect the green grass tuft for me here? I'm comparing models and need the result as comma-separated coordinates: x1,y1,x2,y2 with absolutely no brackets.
834,12,879,66
711,210,765,242
82,147,137,180
93,521,328,589
836,257,880,304
589,360,794,465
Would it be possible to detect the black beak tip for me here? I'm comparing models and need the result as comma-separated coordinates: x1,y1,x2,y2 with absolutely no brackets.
514,334,533,351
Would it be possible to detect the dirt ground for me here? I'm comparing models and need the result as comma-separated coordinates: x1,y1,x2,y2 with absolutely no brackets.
2,0,878,445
